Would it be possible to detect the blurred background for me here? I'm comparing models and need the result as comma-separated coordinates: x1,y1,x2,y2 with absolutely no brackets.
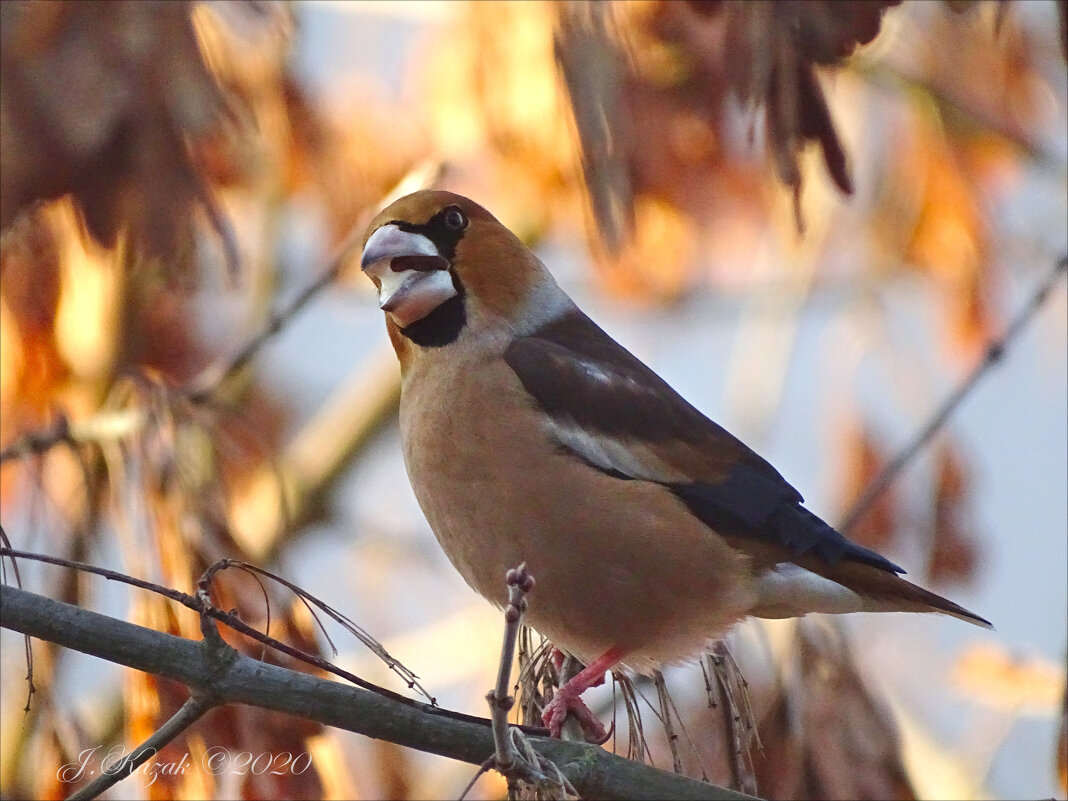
0,1,1065,799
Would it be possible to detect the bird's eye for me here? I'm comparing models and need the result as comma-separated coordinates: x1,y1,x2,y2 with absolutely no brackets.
443,206,467,231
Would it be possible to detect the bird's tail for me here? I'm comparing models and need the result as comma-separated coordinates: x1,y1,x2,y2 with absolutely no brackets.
870,574,993,628
802,555,993,629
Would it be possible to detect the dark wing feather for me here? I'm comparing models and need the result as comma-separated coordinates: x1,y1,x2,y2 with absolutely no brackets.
673,481,903,572
505,309,903,575
505,310,794,486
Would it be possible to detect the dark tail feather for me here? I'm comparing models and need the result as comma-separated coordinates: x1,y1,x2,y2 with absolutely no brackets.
886,577,993,629
802,555,994,629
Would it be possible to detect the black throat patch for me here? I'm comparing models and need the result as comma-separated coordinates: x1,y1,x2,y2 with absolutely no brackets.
399,288,466,347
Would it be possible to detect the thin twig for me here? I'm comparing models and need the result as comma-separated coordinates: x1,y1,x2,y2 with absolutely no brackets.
0,409,152,464
0,547,444,711
0,526,35,711
841,254,1068,533
516,625,552,727
184,227,361,403
472,564,579,800
655,670,712,782
185,159,442,404
709,653,744,793
615,673,650,763
652,670,683,774
67,694,217,801
707,643,758,797
456,759,495,801
200,559,434,702
488,563,536,772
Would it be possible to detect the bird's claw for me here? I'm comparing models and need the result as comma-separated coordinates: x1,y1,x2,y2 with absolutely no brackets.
542,687,610,744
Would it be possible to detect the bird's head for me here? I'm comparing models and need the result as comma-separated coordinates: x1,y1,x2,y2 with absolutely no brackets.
361,191,566,361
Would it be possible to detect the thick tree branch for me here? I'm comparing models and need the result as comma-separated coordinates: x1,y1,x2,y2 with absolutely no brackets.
0,585,757,801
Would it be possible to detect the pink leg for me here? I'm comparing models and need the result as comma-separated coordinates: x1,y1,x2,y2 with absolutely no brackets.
550,647,609,690
551,647,566,677
542,647,625,742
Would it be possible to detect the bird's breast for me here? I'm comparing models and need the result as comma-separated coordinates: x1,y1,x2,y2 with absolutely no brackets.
397,352,757,669
399,355,562,601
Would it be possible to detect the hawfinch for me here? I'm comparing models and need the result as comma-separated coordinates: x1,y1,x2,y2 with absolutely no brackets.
360,190,991,741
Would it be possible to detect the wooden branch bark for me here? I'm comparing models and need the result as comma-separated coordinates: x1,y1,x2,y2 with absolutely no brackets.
0,584,758,801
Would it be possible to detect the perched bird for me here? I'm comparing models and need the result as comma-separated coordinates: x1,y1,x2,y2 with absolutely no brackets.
360,190,991,741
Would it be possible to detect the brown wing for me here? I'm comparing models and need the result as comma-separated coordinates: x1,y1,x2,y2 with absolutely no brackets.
505,308,904,574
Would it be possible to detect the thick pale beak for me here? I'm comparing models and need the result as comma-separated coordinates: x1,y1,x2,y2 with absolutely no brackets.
361,225,458,328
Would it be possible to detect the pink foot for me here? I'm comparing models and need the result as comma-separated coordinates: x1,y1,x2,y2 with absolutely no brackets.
541,646,626,743
542,685,609,743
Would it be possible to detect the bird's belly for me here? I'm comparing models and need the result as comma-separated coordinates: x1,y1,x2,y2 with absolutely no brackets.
399,371,757,671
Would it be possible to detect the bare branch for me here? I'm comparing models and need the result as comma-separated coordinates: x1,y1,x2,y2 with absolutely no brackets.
199,559,434,702
0,584,759,801
0,526,34,712
0,409,150,463
841,254,1068,534
184,228,361,404
185,159,442,405
652,670,683,774
489,564,535,772
67,695,217,801
706,644,759,796
0,547,431,708
467,563,580,800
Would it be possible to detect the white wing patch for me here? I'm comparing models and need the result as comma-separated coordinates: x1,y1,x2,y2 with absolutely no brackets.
751,562,864,618
545,418,689,483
